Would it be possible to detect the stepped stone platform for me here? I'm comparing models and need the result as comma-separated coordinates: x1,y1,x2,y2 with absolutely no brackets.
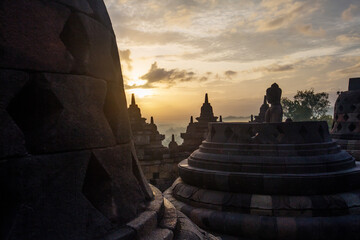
331,77,360,161
0,1,217,239
165,121,360,239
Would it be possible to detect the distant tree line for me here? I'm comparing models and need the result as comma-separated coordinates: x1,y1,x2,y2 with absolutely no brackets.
281,89,333,127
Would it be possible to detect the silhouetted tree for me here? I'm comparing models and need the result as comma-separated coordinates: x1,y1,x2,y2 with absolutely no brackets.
281,89,331,122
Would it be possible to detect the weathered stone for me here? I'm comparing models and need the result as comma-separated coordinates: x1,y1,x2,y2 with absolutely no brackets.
0,70,29,158
0,0,73,72
91,144,147,224
87,0,114,31
55,0,93,14
0,111,27,159
64,13,122,82
104,82,132,143
160,198,178,231
8,73,116,153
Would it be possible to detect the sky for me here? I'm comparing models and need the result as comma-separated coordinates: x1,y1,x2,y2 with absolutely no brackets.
104,0,360,136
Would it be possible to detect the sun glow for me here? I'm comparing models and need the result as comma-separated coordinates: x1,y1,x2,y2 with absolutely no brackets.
127,78,148,87
128,88,154,98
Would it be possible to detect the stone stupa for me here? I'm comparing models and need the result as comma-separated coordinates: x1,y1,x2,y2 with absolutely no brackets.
180,93,218,153
0,1,217,239
165,83,360,239
331,77,360,161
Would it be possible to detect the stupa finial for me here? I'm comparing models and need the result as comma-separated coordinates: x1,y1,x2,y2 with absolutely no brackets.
131,93,136,105
172,134,175,142
151,116,154,124
205,93,209,104
220,115,222,122
190,116,193,123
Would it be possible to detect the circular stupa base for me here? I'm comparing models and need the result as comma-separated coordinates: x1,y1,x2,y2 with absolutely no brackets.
165,179,360,240
167,121,360,239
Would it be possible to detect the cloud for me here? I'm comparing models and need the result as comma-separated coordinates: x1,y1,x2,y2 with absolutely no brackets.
342,4,358,21
336,33,360,45
251,63,295,73
119,49,133,71
256,1,320,31
338,62,360,74
139,62,201,88
296,24,326,37
224,70,237,78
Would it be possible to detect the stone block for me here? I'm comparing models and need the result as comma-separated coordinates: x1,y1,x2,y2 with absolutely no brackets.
62,13,122,83
0,0,73,72
8,73,116,153
91,144,146,224
126,211,157,238
145,228,173,240
0,111,27,159
87,0,114,31
55,0,93,14
160,198,178,231
1,151,121,240
104,82,131,143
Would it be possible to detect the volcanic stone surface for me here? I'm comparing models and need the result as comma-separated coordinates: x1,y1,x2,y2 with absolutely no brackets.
166,121,360,239
331,77,360,161
0,1,217,240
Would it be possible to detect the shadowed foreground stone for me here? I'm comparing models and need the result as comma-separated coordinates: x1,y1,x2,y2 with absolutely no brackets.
0,1,216,239
331,77,360,161
166,120,360,239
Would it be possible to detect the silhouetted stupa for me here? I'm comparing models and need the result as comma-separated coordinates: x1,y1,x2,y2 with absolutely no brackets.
180,93,218,153
128,94,167,161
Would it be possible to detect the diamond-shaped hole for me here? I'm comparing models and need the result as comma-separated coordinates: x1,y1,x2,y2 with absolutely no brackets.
343,114,349,121
335,114,338,120
7,78,63,152
60,13,90,69
349,123,356,132
337,123,342,131
82,154,114,221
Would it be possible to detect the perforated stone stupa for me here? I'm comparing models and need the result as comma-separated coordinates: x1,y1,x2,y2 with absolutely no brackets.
0,1,217,239
166,84,360,239
331,77,360,161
